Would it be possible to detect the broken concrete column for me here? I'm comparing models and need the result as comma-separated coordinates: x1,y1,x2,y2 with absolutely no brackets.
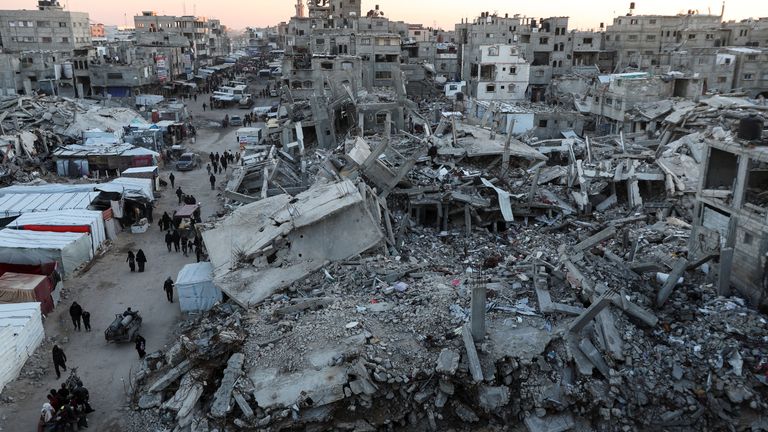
470,284,486,342
717,247,733,297
211,353,245,418
461,324,484,382
148,359,192,393
162,370,205,428
656,257,688,307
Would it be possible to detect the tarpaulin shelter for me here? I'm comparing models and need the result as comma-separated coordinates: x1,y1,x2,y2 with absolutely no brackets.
176,262,221,312
0,262,61,309
0,302,44,393
7,210,107,254
0,272,54,314
0,230,92,278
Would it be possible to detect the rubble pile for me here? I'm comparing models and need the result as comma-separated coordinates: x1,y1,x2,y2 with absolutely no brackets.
0,95,150,185
128,213,768,431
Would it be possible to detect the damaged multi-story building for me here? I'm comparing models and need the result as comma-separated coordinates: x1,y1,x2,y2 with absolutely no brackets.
133,11,231,73
0,0,93,96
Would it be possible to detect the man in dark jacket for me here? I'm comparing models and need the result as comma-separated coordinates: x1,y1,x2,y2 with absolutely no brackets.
52,345,67,378
165,231,173,252
176,186,184,204
209,173,216,190
171,230,181,252
169,172,175,188
81,310,91,331
69,302,82,331
163,277,174,303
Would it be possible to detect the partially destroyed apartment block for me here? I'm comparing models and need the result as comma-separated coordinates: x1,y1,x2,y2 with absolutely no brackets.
690,116,768,308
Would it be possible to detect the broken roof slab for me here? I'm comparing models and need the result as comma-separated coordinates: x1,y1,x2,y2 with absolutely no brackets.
203,179,384,307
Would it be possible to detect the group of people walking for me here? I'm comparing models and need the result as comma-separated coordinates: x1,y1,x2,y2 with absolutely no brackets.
38,378,94,431
67,302,91,335
207,151,237,175
125,249,147,272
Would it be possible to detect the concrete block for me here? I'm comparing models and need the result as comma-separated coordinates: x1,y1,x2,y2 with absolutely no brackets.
478,385,510,411
435,349,460,375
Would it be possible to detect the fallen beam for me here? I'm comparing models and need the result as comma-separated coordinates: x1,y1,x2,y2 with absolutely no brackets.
656,257,688,307
573,226,616,252
210,353,245,418
148,359,192,393
461,324,484,382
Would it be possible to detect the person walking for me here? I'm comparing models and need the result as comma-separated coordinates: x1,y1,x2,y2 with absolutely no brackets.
206,163,212,175
209,152,215,164
81,310,91,332
209,173,216,190
52,345,67,379
165,231,173,252
161,212,171,231
163,277,174,303
134,334,147,358
176,186,183,204
181,236,188,256
136,249,147,272
169,172,175,188
202,102,207,111
171,230,181,252
69,302,82,331
221,156,228,171
193,93,197,102
127,250,136,272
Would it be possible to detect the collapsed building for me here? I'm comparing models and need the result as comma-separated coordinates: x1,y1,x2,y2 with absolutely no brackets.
126,81,768,431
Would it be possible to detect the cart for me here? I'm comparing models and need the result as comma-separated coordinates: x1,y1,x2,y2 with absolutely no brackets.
105,310,142,343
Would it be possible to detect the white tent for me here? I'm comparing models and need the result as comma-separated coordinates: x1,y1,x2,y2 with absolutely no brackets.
0,230,93,278
0,302,44,393
176,262,221,312
0,192,99,218
7,210,107,254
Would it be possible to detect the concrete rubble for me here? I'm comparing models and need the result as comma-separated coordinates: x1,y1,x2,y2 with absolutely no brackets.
124,76,768,431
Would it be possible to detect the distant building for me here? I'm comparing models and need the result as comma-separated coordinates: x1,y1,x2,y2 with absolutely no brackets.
0,0,92,95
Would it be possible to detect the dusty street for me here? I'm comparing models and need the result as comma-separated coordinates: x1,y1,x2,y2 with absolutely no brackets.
0,94,263,431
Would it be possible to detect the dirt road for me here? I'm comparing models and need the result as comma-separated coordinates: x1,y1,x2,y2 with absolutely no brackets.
0,94,260,431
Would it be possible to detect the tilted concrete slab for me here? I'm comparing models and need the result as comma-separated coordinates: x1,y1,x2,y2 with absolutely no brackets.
202,179,384,307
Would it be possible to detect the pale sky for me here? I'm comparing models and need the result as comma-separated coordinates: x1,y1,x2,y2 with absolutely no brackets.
3,0,767,31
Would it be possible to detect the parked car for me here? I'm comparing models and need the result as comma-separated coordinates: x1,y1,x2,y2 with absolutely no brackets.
230,115,244,126
269,89,278,97
175,152,201,171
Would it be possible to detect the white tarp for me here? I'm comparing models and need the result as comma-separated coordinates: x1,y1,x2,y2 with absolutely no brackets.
0,192,99,218
100,177,153,202
0,302,44,393
176,262,221,312
8,210,107,254
0,230,92,278
0,179,153,202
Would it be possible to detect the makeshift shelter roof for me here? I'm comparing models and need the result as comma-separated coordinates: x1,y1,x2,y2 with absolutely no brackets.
103,177,153,201
0,192,99,218
0,302,44,393
8,209,107,253
122,166,158,175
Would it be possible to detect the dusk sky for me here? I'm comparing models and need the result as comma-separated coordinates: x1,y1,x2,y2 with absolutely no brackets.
3,0,767,31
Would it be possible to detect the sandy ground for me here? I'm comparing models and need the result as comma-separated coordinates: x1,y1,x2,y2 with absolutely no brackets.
0,82,274,431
